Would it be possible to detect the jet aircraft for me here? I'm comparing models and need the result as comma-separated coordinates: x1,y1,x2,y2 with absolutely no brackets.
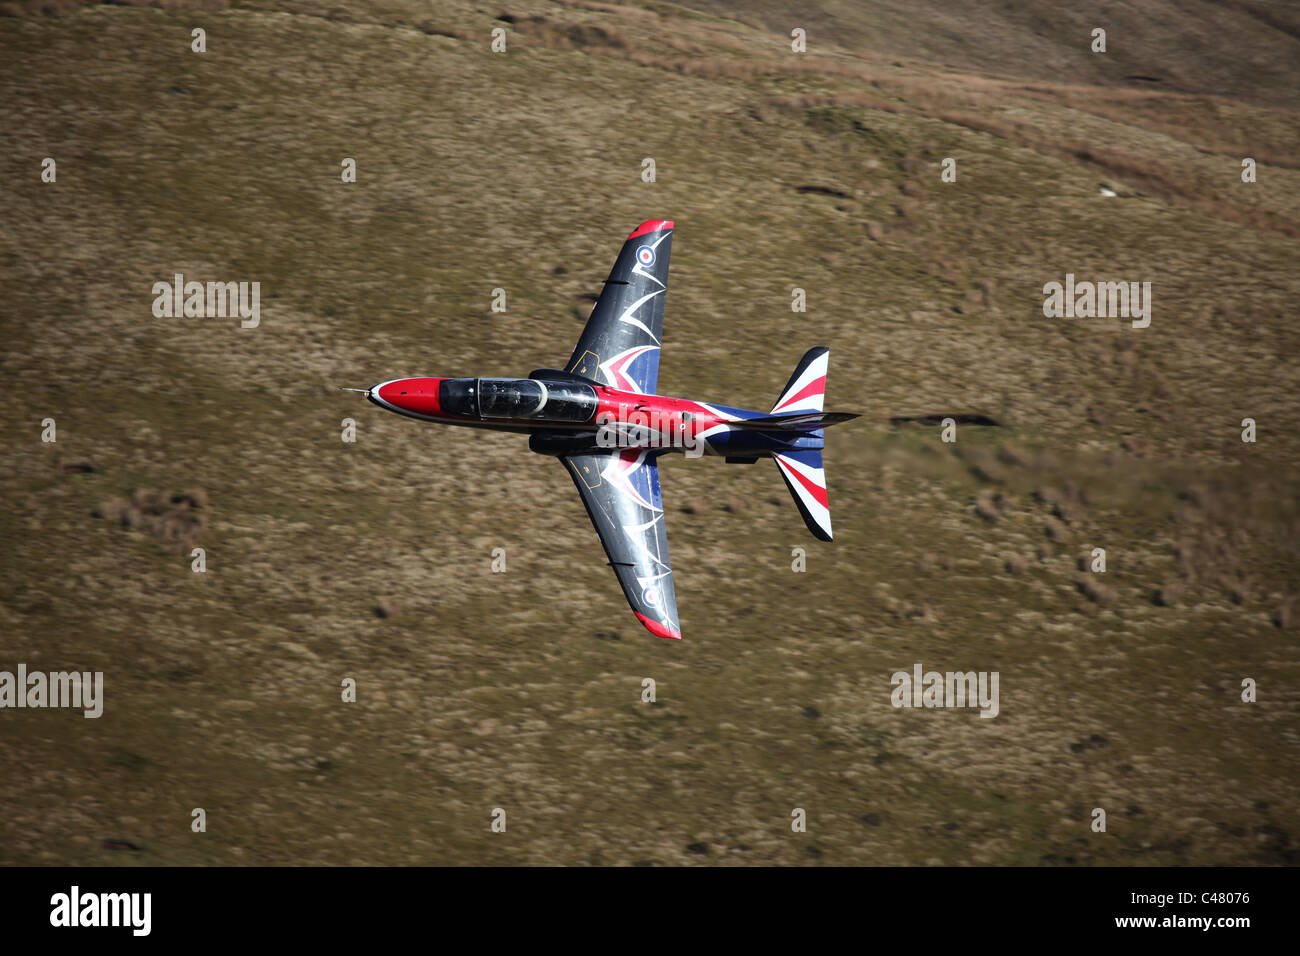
349,220,858,639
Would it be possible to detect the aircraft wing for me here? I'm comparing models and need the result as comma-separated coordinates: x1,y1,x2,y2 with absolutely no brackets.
561,449,682,639
565,220,673,395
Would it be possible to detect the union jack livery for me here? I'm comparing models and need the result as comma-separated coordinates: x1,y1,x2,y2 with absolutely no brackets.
348,220,859,640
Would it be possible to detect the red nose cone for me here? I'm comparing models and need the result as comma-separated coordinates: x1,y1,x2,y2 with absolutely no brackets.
373,378,443,416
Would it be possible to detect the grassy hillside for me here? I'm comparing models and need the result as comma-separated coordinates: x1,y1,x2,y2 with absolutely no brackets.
0,0,1297,865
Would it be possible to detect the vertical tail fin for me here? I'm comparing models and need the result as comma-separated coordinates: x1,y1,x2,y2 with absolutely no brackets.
770,346,829,415
774,448,833,541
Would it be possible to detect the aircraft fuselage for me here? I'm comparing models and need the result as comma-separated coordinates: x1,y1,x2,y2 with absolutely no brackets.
366,374,824,460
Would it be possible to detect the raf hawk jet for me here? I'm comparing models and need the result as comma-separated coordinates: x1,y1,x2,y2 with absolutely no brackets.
349,220,858,640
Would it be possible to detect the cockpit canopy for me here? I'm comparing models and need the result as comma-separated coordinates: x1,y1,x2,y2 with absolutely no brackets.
439,378,598,423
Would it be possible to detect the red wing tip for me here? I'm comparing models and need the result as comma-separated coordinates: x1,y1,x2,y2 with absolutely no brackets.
635,611,682,640
628,219,674,239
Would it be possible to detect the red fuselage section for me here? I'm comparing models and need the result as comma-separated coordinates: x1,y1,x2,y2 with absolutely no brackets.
369,376,739,454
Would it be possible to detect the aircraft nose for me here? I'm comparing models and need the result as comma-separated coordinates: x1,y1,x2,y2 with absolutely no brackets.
370,378,444,416
375,380,407,406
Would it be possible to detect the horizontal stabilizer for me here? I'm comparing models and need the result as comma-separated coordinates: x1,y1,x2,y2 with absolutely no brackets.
772,346,829,415
774,448,833,541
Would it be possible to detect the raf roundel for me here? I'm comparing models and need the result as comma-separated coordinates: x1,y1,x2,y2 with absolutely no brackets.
635,245,656,267
642,586,661,607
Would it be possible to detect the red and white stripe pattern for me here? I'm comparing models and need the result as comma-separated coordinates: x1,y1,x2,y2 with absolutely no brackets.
774,451,832,540
599,344,658,392
770,350,827,415
601,449,661,512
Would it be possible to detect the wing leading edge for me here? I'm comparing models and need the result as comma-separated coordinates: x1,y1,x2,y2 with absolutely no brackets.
561,449,682,640
565,220,673,395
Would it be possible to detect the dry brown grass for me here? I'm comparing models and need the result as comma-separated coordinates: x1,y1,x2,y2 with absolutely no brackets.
0,0,228,13
97,488,207,556
0,0,1296,868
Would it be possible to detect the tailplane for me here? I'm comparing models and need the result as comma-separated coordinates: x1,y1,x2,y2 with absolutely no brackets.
768,347,856,541
770,346,829,415
774,448,833,541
